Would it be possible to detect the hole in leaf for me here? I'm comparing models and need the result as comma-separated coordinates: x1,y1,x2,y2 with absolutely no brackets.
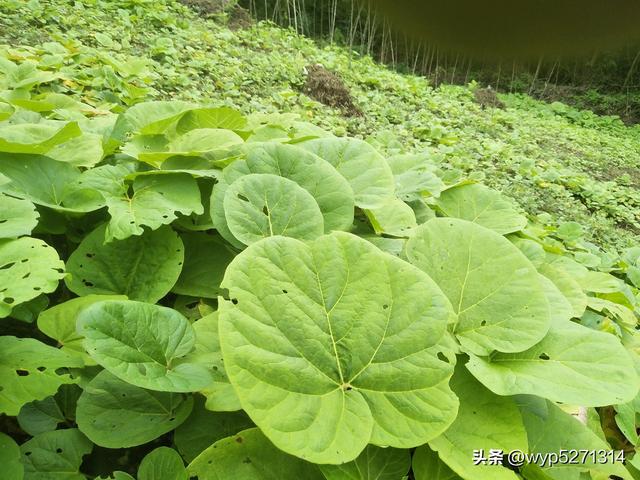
16,369,29,376
262,205,269,216
0,219,5,224
282,289,288,294
22,272,30,279
231,298,238,305
34,286,41,291
4,297,14,304
169,417,176,422
237,194,249,202
86,253,94,258
539,353,550,360
21,259,28,263
0,262,15,270
242,458,252,464
82,280,94,287
480,320,487,326
235,436,243,443
162,215,168,219
24,452,31,456
382,304,389,310
56,448,62,453
37,366,46,372
437,352,449,363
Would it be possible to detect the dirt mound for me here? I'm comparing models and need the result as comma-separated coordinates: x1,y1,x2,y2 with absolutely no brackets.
303,64,361,116
178,0,229,15
228,6,253,30
473,87,505,109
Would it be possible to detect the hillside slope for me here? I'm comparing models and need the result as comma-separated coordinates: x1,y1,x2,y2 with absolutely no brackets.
2,0,640,250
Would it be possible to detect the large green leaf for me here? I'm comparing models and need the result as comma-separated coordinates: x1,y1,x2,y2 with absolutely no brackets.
0,237,65,317
17,385,80,436
37,295,127,361
429,365,527,480
300,138,395,208
386,153,445,201
76,370,192,448
435,184,527,235
116,100,195,136
103,173,203,241
174,395,253,462
0,336,83,415
412,445,462,480
173,177,216,231
132,129,244,168
177,312,241,411
187,428,325,480
172,232,236,299
47,132,104,168
0,102,14,121
170,128,243,153
519,397,632,480
319,446,411,480
538,264,587,318
78,300,212,392
364,197,417,237
175,107,247,134
466,318,639,406
0,432,23,480
0,122,81,154
138,447,187,480
227,143,355,232
538,275,574,324
0,194,39,239
0,153,103,213
209,178,245,249
65,224,184,303
20,429,92,480
219,232,457,463
406,218,550,355
614,401,640,445
577,271,623,293
224,173,324,245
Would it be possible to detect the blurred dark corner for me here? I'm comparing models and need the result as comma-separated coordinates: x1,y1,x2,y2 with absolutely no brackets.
371,0,640,59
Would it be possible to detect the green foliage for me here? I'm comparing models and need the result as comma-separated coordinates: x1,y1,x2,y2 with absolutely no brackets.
1,0,640,478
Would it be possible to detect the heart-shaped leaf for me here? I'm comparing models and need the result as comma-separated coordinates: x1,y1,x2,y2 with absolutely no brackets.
76,370,193,448
406,218,550,355
65,224,184,303
219,232,457,463
78,300,212,392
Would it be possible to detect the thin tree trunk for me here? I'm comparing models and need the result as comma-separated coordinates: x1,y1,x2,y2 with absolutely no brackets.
623,49,640,88
529,56,543,95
